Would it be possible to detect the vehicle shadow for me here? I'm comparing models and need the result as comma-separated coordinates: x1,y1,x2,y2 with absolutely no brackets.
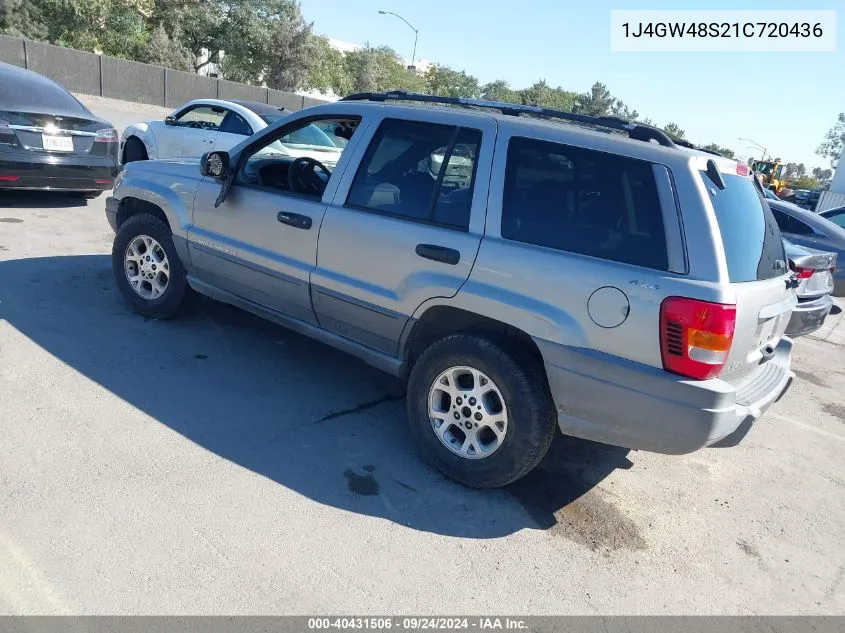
0,191,89,209
0,254,633,538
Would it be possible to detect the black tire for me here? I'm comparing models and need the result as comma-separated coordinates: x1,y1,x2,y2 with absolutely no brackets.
406,334,557,488
112,213,190,319
122,137,148,164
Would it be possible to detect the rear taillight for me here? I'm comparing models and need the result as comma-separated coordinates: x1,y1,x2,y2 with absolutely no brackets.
791,265,815,279
94,128,118,143
0,119,17,146
660,297,736,380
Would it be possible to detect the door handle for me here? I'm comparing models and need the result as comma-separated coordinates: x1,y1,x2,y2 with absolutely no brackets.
415,243,460,265
277,211,312,230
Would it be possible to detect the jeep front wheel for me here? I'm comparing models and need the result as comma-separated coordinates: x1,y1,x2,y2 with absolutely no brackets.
112,213,190,319
406,334,557,488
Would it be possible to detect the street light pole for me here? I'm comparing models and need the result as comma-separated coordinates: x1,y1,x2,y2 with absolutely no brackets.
739,137,768,161
378,10,419,69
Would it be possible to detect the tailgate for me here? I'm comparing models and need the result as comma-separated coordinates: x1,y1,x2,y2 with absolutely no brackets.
722,275,796,383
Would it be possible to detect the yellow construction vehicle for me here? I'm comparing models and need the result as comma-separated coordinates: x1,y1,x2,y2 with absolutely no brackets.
750,158,788,195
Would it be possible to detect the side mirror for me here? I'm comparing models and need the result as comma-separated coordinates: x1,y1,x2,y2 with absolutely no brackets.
165,115,177,126
200,151,230,179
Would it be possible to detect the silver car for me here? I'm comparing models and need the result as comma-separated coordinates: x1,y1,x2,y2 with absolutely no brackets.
104,91,798,488
769,199,845,296
783,239,836,337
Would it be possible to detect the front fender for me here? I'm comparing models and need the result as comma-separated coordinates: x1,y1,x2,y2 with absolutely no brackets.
113,161,203,241
121,122,159,160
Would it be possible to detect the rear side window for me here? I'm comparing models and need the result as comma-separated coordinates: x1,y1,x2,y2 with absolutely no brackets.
219,111,252,136
703,173,786,281
501,137,669,270
770,208,815,236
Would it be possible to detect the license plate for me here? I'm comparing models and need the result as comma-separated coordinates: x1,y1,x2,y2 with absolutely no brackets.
756,315,782,348
42,135,74,152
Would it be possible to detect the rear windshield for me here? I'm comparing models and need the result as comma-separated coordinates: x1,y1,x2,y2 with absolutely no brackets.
701,171,786,282
3,72,88,115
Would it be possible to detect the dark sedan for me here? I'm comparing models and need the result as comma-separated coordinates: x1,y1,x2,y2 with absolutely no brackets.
819,205,845,229
768,199,845,296
0,62,119,197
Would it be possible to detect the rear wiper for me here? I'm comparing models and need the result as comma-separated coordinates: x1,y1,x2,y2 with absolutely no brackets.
705,159,726,191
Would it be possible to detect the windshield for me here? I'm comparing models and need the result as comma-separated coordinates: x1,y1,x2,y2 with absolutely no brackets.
773,164,785,179
755,162,774,175
701,171,786,282
279,123,336,148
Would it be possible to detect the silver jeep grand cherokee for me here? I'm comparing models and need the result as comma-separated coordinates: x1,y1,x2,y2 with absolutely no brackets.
105,91,797,488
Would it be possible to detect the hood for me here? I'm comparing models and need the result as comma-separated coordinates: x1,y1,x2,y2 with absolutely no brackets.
121,157,202,182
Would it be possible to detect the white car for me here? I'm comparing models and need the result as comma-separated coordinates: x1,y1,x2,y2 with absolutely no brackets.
119,98,345,166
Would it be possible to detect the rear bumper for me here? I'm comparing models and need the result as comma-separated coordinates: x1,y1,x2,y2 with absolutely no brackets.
0,150,118,192
538,338,794,455
786,294,833,338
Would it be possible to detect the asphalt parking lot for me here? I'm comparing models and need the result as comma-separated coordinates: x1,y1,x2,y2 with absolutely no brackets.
1,192,845,614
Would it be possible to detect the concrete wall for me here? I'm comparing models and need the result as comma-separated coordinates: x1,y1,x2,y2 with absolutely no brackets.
102,56,165,106
269,89,305,111
0,34,329,113
0,34,25,67
218,80,267,103
25,40,101,95
164,69,218,108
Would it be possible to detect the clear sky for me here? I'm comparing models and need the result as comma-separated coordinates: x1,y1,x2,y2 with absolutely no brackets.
299,0,843,171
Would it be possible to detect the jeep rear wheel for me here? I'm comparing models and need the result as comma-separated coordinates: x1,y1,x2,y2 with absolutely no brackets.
406,334,557,488
112,213,190,319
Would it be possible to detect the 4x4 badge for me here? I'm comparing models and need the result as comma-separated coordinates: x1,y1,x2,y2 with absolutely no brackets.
629,280,659,291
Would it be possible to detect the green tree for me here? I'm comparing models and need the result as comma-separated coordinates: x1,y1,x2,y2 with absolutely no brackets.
812,167,833,184
796,163,807,178
611,100,639,120
307,35,351,95
2,0,149,59
148,0,223,72
783,162,799,180
573,82,616,116
663,122,685,139
518,80,577,111
1,0,49,40
141,23,194,71
703,143,736,159
210,0,315,88
424,64,480,98
343,45,380,93
817,113,845,169
481,80,520,103
791,175,819,189
370,45,425,92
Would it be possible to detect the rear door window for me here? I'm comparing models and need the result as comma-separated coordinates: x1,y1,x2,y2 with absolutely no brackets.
346,119,482,231
501,137,669,270
703,173,785,281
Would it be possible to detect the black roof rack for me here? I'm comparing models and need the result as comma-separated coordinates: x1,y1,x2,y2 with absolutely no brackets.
341,90,680,149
